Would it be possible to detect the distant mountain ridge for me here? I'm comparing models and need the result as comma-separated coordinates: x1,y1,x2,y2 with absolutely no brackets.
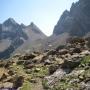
0,18,46,59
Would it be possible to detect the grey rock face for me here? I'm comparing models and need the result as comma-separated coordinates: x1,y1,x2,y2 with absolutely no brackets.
53,0,90,37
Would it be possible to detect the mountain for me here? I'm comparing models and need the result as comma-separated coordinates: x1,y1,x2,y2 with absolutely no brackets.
0,18,46,59
53,0,90,37
23,22,46,41
16,0,90,53
26,0,90,52
40,0,90,50
1,0,90,58
14,22,47,53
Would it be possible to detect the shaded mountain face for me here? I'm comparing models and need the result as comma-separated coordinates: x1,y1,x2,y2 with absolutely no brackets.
53,0,90,37
0,18,46,59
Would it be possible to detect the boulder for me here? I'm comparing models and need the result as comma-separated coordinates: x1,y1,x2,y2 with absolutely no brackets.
8,70,14,76
55,57,64,65
72,47,82,54
30,78,37,83
3,82,13,88
80,50,90,56
19,53,36,60
24,64,34,69
34,68,41,72
17,60,25,65
44,59,52,65
24,60,32,66
49,64,59,75
58,49,69,55
13,76,24,89
0,73,7,81
47,50,57,56
41,55,48,63
61,58,82,71
45,69,66,87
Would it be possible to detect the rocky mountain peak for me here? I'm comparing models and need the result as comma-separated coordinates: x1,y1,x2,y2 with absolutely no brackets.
53,0,90,37
30,22,34,26
3,18,18,26
0,18,46,59
29,22,44,34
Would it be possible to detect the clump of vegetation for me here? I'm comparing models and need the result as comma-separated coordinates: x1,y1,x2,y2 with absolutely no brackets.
42,79,50,89
20,81,31,90
26,65,49,78
80,55,90,67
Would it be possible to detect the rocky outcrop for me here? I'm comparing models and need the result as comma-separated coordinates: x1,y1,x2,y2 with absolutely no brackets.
43,37,90,90
53,0,90,37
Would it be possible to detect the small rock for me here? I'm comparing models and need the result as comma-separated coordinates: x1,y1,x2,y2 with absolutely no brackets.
3,82,13,88
58,49,69,55
24,64,34,69
55,57,64,64
13,76,24,89
47,50,57,55
61,58,81,70
81,50,90,56
0,73,7,81
44,59,52,65
34,68,41,72
72,47,82,53
71,54,80,59
69,79,79,84
30,79,37,83
8,70,14,76
49,65,59,75
78,75,84,81
17,60,24,65
19,53,36,60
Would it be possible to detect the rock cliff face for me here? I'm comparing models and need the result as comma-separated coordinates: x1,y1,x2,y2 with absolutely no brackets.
53,0,90,37
0,18,46,59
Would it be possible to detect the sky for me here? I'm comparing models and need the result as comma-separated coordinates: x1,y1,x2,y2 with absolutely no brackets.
0,0,79,36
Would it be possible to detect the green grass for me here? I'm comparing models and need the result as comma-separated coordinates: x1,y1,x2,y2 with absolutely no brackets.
20,81,31,90
34,66,49,77
80,55,90,67
26,65,49,78
42,79,50,89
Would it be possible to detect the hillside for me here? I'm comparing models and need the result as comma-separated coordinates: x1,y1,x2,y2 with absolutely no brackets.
0,0,90,89
0,37,90,90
